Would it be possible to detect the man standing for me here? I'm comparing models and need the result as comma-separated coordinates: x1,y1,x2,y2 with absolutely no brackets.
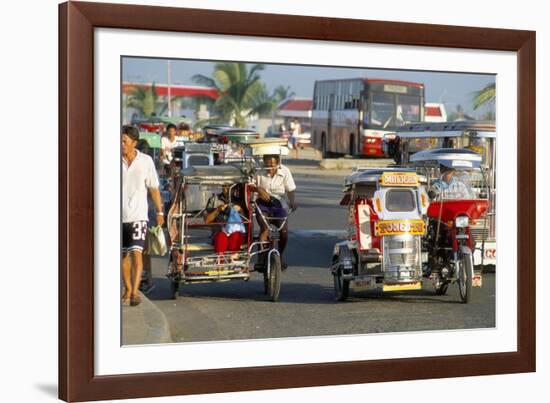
122,125,164,306
253,154,297,269
289,118,301,158
160,123,178,175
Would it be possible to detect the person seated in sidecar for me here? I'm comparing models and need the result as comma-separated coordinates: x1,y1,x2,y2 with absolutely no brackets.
203,185,246,257
431,165,473,200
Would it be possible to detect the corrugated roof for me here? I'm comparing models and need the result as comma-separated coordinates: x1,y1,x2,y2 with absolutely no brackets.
279,98,313,112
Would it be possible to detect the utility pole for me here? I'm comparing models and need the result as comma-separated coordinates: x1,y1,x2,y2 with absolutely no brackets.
167,60,172,118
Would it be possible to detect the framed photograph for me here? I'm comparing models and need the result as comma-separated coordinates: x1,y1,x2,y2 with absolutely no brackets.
59,1,535,401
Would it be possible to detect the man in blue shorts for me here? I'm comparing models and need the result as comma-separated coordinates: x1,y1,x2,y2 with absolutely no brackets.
252,154,297,269
122,125,164,306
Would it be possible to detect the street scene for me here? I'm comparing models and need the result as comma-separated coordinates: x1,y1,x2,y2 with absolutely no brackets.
121,58,496,345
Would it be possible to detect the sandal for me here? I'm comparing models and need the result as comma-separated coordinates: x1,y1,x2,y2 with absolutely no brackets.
130,294,142,307
121,292,131,306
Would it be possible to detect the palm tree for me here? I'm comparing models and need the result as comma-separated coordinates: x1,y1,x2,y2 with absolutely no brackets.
472,82,496,110
272,85,295,103
192,63,276,127
126,83,166,117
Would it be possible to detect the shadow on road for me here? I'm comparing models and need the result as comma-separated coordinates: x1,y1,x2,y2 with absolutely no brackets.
349,289,464,304
148,275,339,305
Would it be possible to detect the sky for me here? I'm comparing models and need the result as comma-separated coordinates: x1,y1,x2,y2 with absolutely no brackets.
122,57,495,117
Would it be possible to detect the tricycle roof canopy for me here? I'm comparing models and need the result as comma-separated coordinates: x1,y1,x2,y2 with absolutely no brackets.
410,148,482,168
241,138,290,156
181,165,250,184
395,120,496,139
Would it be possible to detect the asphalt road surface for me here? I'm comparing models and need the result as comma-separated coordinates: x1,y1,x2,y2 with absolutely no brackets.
145,159,496,343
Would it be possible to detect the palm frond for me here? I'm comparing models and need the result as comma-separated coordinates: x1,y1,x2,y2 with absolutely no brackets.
472,83,496,110
192,74,218,89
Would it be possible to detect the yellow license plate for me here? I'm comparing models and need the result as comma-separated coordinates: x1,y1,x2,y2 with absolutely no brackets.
375,220,426,236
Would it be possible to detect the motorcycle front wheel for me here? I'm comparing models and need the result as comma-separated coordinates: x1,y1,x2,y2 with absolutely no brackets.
457,247,473,304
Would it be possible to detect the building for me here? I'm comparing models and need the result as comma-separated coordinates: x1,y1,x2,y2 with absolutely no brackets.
424,102,448,122
122,82,218,124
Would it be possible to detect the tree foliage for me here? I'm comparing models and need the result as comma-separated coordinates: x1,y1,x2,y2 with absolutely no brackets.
472,82,496,110
126,83,166,117
272,85,295,103
193,63,277,127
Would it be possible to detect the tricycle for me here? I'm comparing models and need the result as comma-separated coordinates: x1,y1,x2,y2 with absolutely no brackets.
331,168,430,301
165,163,287,302
409,147,490,303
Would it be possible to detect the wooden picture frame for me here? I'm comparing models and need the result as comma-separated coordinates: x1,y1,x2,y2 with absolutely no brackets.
59,1,536,401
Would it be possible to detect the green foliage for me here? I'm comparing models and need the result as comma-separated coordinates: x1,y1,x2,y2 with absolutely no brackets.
126,83,165,117
272,85,295,103
193,63,277,127
472,83,496,110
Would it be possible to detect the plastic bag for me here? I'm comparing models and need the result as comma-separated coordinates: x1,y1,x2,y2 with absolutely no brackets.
147,225,167,256
224,206,245,235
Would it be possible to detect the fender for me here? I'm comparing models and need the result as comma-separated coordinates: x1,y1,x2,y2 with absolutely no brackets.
459,245,474,279
266,249,280,278
331,243,354,276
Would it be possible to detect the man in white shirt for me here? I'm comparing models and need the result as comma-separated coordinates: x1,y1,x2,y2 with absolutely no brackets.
122,125,164,306
289,118,301,158
252,154,297,269
160,123,178,175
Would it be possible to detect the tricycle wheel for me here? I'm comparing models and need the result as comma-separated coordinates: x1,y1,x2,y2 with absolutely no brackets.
170,278,180,300
267,253,282,302
457,247,473,304
333,271,350,302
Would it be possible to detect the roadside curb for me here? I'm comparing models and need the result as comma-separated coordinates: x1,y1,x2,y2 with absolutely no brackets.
122,291,172,345
319,158,394,170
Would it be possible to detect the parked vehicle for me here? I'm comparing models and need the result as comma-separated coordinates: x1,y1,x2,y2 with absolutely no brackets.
312,78,425,157
331,169,429,301
201,124,233,143
218,128,260,144
171,143,215,169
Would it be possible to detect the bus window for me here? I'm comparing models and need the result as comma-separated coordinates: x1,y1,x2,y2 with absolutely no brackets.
370,92,394,127
396,94,421,122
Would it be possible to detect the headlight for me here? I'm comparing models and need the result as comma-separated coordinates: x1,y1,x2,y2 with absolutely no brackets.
455,216,469,228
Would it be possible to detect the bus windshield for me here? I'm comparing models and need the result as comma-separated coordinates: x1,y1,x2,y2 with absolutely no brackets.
368,92,422,129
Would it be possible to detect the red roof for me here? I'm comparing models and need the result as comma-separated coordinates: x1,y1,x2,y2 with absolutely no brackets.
123,83,219,99
426,106,443,117
279,99,313,112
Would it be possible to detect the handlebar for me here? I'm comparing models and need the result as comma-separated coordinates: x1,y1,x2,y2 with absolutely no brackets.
255,204,294,232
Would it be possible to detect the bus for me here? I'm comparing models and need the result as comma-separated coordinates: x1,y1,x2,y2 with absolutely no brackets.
311,78,425,157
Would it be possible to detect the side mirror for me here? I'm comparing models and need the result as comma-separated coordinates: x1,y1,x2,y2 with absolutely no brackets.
428,190,437,200
479,189,488,199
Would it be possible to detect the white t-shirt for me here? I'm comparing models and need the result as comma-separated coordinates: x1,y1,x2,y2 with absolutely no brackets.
254,164,296,210
161,136,178,164
122,150,160,223
290,121,301,138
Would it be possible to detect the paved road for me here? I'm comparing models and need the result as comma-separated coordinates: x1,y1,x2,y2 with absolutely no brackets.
145,160,496,343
